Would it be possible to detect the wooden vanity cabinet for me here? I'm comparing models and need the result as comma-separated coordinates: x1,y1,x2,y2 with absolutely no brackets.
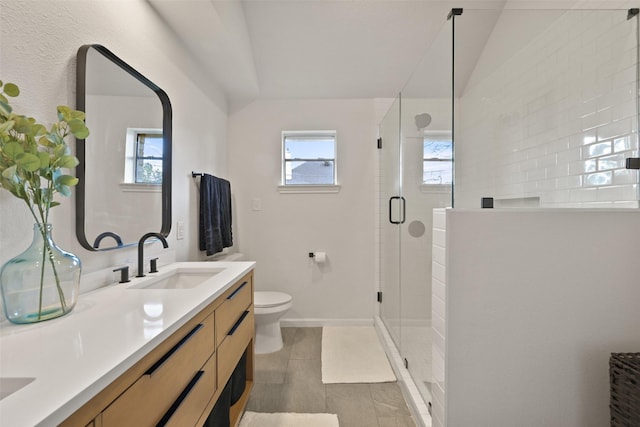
61,271,254,427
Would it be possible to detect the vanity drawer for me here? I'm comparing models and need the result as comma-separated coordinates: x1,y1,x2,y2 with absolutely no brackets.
101,313,215,427
215,273,253,347
161,353,217,427
217,308,254,390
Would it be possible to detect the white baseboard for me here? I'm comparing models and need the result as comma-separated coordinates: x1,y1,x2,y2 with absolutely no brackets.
280,318,374,328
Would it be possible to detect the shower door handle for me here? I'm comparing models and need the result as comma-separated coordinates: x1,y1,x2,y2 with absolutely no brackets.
389,196,404,224
389,196,400,224
388,196,407,225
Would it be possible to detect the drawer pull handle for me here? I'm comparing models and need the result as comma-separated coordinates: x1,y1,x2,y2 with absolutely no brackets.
156,370,205,427
228,310,249,336
227,281,248,300
145,323,204,376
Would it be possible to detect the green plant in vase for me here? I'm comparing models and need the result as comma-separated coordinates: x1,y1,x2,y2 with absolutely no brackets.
0,80,89,323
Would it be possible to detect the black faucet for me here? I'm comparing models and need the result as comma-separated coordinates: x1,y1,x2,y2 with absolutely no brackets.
137,233,169,277
113,265,130,283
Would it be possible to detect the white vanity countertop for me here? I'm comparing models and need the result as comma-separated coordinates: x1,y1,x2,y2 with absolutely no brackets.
0,261,255,427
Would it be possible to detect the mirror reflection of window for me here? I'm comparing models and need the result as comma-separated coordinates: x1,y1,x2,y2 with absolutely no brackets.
135,133,163,184
124,128,163,185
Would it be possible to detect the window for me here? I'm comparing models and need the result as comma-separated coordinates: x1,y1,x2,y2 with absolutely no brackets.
423,132,452,185
124,129,163,185
282,131,336,186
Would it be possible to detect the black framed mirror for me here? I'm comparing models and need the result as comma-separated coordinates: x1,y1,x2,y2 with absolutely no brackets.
75,44,172,251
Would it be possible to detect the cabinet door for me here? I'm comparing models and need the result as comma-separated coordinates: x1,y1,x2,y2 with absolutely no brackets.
217,309,254,390
215,273,253,347
102,314,215,427
161,354,217,427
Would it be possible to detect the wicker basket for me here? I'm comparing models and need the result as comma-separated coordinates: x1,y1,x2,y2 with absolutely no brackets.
610,353,640,426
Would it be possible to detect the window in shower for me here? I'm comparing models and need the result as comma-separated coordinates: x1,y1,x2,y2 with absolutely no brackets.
422,131,452,185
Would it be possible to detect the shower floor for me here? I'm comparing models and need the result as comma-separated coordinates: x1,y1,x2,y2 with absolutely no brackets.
377,317,433,427
402,324,433,404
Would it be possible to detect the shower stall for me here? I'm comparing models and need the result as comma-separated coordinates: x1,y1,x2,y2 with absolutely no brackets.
378,17,453,424
377,6,639,427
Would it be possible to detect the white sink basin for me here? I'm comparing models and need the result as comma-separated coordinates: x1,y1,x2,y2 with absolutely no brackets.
0,377,35,400
128,268,225,290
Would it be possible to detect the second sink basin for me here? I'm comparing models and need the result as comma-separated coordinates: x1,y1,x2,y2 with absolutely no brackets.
0,377,35,401
128,268,225,290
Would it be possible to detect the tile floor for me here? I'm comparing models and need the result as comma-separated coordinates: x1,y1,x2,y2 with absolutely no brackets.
246,327,416,427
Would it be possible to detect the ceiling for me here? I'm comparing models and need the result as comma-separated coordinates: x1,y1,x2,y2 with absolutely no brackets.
146,0,585,111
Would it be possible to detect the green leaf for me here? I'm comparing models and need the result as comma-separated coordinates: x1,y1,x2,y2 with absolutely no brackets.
50,201,60,208
0,93,7,104
1,164,16,180
3,83,19,97
57,105,72,121
3,141,24,159
67,119,89,138
74,127,89,139
13,116,33,134
68,109,85,121
0,100,12,116
38,151,50,169
55,174,78,187
58,155,79,168
31,123,46,137
53,144,67,158
37,135,54,147
15,152,40,171
0,120,14,134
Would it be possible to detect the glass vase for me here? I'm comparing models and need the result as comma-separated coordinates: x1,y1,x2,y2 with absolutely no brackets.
0,223,81,324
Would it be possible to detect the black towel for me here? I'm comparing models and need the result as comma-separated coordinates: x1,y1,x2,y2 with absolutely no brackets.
199,174,233,256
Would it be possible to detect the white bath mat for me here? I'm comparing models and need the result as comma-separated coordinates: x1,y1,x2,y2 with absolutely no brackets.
239,411,339,427
321,326,396,384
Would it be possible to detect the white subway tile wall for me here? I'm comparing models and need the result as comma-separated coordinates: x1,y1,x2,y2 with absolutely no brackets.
431,208,447,427
455,10,639,208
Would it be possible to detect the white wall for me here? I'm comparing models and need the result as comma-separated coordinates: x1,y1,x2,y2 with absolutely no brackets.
228,99,377,322
455,8,639,208
0,0,228,296
439,209,640,426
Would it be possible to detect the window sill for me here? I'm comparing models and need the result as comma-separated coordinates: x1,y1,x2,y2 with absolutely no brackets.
277,184,341,194
120,183,162,193
419,184,452,194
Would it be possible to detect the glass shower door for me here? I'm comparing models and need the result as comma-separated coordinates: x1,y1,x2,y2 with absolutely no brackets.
398,20,452,409
379,94,402,349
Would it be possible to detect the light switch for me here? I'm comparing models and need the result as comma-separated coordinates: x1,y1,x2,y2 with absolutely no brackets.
176,221,185,240
252,198,262,211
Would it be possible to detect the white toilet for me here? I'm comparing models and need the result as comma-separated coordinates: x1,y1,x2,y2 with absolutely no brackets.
254,291,293,354
205,252,293,354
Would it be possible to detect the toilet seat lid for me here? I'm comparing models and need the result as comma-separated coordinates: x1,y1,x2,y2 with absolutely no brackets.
255,291,292,308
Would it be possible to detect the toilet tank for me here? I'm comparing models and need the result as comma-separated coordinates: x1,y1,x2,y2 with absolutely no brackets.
207,252,245,262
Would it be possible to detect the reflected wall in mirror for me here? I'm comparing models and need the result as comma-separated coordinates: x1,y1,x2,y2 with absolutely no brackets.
76,44,172,251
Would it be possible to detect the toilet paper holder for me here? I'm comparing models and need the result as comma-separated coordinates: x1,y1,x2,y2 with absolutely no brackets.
308,252,327,263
